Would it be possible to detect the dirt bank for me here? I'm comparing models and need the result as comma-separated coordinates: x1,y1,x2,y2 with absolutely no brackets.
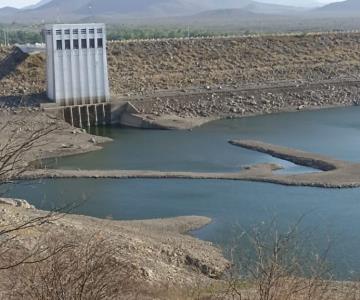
19,139,360,189
108,33,360,95
229,139,347,171
18,163,281,181
129,79,360,125
0,109,112,166
1,33,360,119
0,200,229,287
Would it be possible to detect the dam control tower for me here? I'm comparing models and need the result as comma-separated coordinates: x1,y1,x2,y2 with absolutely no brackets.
44,23,110,106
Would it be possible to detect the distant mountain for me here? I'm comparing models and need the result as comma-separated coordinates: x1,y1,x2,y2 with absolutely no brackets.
0,0,352,24
240,2,304,14
0,6,19,16
189,0,305,14
0,0,308,23
258,0,321,8
74,0,303,16
185,5,304,25
24,0,52,10
317,0,360,13
28,0,90,14
76,0,205,16
194,8,257,18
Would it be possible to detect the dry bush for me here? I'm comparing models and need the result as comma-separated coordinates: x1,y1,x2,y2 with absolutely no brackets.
0,119,148,299
1,233,141,300
0,116,72,270
0,116,60,183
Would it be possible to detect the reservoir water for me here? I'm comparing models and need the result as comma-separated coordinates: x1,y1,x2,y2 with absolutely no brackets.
6,106,360,278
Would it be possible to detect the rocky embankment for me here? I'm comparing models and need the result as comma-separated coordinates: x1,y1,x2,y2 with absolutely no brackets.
131,80,360,120
1,33,360,118
0,109,112,166
0,200,229,287
108,33,360,95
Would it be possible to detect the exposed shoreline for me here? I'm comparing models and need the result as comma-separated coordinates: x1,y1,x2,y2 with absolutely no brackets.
19,139,360,189
0,200,229,286
0,110,114,167
3,32,360,290
134,102,356,131
110,76,357,130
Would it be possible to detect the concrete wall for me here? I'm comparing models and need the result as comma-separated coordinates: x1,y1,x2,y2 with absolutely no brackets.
45,23,110,106
42,101,140,128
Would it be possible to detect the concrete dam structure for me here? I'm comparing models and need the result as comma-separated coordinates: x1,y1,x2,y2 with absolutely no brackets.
62,103,111,127
42,23,118,128
42,23,175,129
44,23,110,106
41,100,167,129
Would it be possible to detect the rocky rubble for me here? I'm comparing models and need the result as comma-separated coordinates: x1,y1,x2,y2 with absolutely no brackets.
0,198,34,209
1,32,360,109
0,109,112,166
108,33,360,95
0,48,46,108
133,82,360,119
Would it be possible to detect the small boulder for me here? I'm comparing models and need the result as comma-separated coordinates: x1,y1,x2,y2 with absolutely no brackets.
61,143,73,149
0,198,34,209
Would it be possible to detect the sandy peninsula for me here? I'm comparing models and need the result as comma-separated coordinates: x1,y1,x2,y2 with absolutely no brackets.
18,139,360,189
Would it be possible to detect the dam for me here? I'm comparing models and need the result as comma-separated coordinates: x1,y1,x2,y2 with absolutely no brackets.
41,23,112,127
42,23,151,128
9,31,360,129
44,23,110,106
43,23,115,127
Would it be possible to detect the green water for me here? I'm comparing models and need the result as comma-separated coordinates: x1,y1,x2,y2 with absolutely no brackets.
7,106,360,278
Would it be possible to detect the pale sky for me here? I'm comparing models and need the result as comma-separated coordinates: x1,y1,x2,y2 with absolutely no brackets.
0,0,344,9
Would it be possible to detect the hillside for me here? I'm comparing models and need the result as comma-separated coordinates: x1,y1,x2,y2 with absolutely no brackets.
29,0,301,16
193,8,257,18
28,0,88,12
24,0,52,9
1,32,360,106
0,0,304,23
0,0,356,24
0,7,19,16
259,0,320,7
75,0,203,16
107,33,360,95
317,0,360,13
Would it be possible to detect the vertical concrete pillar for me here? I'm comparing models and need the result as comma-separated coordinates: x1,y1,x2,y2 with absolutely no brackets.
102,103,106,125
86,105,91,127
78,106,82,128
64,107,72,125
94,105,98,125
70,106,74,127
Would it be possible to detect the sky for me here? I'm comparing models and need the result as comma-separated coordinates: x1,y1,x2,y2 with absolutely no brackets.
0,0,344,9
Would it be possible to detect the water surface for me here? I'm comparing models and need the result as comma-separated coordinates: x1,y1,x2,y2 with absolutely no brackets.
8,106,360,278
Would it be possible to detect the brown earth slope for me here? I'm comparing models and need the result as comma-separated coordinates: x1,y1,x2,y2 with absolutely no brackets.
108,33,360,94
1,32,360,107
